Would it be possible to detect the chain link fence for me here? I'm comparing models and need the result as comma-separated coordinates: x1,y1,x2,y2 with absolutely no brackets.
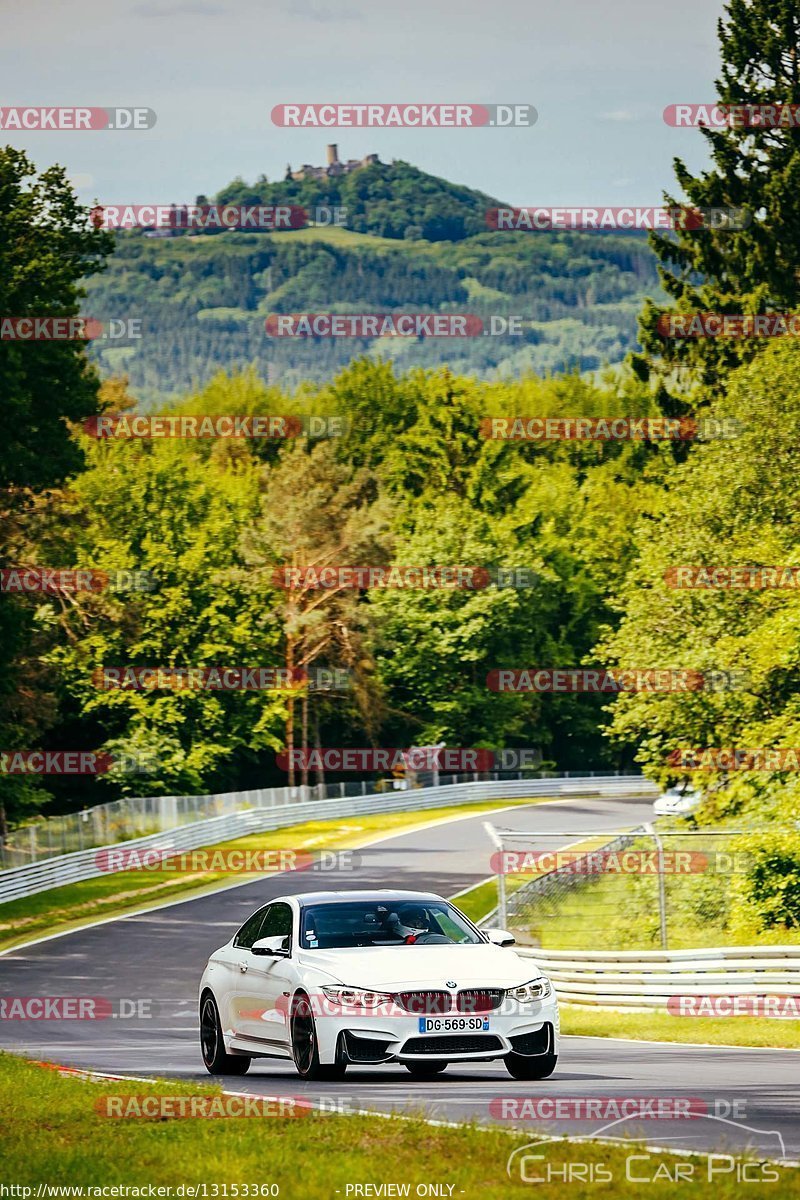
485,823,800,951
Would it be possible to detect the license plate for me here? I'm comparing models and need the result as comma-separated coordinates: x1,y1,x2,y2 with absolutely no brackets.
417,1016,490,1033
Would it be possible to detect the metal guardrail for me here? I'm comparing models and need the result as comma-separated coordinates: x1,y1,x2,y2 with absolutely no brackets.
0,780,390,868
514,945,800,1010
0,774,652,904
0,768,645,869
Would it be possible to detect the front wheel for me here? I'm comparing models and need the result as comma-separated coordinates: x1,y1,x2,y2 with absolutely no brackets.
404,1061,447,1077
290,994,347,1080
505,1052,558,1080
200,994,250,1075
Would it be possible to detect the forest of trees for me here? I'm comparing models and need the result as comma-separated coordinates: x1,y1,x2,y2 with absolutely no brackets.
83,222,658,404
0,357,661,826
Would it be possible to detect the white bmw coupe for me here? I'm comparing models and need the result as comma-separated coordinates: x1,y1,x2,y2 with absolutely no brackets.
199,889,559,1080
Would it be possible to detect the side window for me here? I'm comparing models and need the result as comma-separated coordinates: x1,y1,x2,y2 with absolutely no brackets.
234,906,268,949
258,902,293,950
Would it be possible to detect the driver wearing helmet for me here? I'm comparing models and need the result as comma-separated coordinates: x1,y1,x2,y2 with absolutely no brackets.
375,904,429,942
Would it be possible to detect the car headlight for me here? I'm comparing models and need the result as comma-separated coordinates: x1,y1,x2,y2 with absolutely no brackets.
507,976,552,1002
321,986,393,1007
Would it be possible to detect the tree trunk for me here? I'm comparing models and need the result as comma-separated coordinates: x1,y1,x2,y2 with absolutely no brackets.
286,632,296,787
301,691,309,788
313,709,325,790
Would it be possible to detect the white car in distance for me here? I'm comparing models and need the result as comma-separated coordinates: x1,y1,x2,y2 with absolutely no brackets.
653,786,701,817
199,890,559,1081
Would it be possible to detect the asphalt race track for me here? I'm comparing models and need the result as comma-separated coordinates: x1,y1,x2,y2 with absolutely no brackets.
2,791,799,1162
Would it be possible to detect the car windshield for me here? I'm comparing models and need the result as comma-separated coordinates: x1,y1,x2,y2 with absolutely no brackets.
299,900,484,949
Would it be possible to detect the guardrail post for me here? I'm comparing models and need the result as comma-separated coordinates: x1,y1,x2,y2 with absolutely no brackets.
646,821,668,950
483,821,507,928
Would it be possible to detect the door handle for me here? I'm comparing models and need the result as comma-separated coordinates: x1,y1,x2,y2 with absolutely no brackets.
239,963,248,973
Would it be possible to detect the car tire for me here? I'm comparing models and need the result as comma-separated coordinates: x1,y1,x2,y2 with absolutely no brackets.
505,1051,558,1080
404,1061,448,1077
200,993,250,1075
290,993,347,1081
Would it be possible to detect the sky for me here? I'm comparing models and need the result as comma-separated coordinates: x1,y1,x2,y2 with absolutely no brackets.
1,0,728,207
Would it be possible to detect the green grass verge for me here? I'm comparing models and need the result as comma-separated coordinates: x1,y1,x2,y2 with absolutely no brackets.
560,1004,800,1049
2,1053,797,1196
454,835,617,926
454,877,498,923
0,799,532,953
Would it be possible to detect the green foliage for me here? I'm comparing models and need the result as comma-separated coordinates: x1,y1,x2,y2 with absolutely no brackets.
216,158,501,242
84,226,659,403
7,360,657,815
599,339,800,786
638,0,800,405
39,413,287,796
0,146,113,489
0,147,112,830
731,832,800,935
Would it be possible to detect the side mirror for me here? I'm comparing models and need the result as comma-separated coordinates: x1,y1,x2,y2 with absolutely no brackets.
252,935,290,957
484,928,516,947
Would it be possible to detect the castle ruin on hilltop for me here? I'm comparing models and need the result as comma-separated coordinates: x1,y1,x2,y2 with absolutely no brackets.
286,144,380,182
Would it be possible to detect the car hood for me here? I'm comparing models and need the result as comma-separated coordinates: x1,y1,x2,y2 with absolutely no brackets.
294,943,543,989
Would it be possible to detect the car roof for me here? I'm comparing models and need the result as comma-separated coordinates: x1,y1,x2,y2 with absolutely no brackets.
273,889,445,907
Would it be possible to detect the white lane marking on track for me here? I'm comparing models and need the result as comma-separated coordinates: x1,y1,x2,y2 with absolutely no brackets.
562,1034,800,1052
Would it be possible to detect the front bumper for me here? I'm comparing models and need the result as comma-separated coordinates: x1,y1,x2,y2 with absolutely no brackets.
315,998,560,1065
340,1021,556,1065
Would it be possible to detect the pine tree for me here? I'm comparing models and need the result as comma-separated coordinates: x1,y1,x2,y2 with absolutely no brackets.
635,0,800,411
